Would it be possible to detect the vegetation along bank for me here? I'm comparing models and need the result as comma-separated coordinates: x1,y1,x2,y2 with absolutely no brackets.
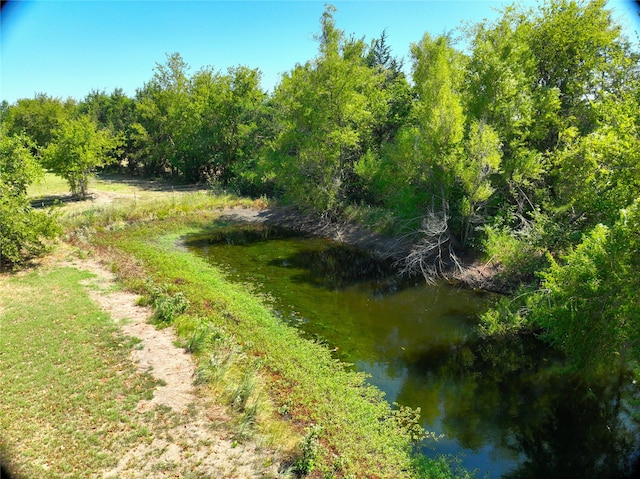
1,0,639,477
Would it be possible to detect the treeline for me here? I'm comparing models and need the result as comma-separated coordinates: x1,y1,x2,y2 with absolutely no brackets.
1,1,639,372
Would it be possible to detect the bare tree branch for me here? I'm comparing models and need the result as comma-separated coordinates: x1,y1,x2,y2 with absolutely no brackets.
393,209,462,283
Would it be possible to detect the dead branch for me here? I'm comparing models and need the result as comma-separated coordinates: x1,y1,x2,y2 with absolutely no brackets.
395,210,462,283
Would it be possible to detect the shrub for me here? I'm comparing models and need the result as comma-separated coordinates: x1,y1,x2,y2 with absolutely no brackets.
293,424,323,476
0,134,60,270
147,283,189,323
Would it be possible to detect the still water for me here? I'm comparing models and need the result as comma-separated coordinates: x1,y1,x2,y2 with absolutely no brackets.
184,221,640,478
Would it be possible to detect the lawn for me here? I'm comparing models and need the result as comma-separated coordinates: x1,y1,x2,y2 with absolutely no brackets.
0,266,157,477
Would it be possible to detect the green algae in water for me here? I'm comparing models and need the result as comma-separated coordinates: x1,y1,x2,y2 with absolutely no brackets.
183,222,640,479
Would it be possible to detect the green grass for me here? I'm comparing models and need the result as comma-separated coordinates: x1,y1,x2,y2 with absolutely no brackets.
92,217,422,478
28,171,159,197
0,267,157,478
27,172,70,198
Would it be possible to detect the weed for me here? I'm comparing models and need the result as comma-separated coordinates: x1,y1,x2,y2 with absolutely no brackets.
147,283,189,323
227,365,257,413
292,424,323,476
236,402,259,441
390,403,427,444
193,333,242,385
184,321,223,354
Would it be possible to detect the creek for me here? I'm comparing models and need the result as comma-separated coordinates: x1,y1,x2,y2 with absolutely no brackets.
183,220,640,479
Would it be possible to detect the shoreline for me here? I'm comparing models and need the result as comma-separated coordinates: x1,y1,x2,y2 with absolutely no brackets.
218,205,511,294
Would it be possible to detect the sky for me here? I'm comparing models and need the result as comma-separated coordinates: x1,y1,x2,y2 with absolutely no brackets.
1,0,639,103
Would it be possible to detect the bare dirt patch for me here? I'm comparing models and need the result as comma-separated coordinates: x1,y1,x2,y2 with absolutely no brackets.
65,256,282,478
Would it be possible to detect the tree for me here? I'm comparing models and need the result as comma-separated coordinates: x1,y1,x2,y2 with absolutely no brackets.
459,120,502,243
132,53,267,183
529,0,625,124
1,94,75,150
267,5,387,214
43,115,120,199
464,8,552,188
0,133,59,270
527,199,640,374
79,88,137,172
176,65,266,183
553,87,640,230
133,53,191,177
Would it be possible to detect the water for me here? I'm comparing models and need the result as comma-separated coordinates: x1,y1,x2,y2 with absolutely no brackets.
184,221,640,478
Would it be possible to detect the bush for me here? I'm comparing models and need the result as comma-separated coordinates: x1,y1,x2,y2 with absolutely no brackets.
0,134,60,270
0,192,59,270
481,223,548,285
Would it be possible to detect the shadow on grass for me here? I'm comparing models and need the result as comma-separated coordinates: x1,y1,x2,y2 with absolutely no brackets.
97,172,205,193
30,194,87,208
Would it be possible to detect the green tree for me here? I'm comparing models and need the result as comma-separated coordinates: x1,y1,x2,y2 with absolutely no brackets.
43,115,120,199
267,5,387,214
528,200,640,373
379,33,467,224
176,65,266,183
79,88,137,172
1,94,75,150
458,120,502,243
529,0,626,126
464,8,554,189
553,87,640,230
132,53,267,183
0,133,59,269
133,52,191,177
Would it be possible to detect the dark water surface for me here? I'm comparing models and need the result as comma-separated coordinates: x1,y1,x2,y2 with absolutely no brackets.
184,222,640,478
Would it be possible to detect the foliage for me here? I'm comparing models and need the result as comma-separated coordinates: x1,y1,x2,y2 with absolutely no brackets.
527,200,640,373
78,88,138,171
412,455,478,479
481,217,549,284
146,282,190,323
1,93,75,149
42,115,121,198
3,0,640,401
133,53,267,184
266,5,389,215
552,87,640,229
0,133,59,269
292,424,323,476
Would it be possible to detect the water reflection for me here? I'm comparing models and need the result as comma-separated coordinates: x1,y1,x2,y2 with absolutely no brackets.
183,222,640,478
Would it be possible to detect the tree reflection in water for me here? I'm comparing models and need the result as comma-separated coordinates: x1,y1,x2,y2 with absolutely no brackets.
400,335,640,478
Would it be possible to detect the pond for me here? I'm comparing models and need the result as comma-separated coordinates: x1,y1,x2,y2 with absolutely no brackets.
183,221,640,478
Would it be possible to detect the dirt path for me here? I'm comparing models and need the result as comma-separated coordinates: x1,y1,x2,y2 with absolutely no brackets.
66,256,282,478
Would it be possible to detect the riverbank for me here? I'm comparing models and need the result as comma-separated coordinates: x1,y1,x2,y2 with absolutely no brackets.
87,214,425,477
7,173,479,478
219,205,509,294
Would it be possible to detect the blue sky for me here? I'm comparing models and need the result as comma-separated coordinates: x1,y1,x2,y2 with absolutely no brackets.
1,0,639,103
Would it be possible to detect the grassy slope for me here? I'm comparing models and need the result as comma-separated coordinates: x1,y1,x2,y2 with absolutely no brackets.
93,217,419,478
0,266,156,478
